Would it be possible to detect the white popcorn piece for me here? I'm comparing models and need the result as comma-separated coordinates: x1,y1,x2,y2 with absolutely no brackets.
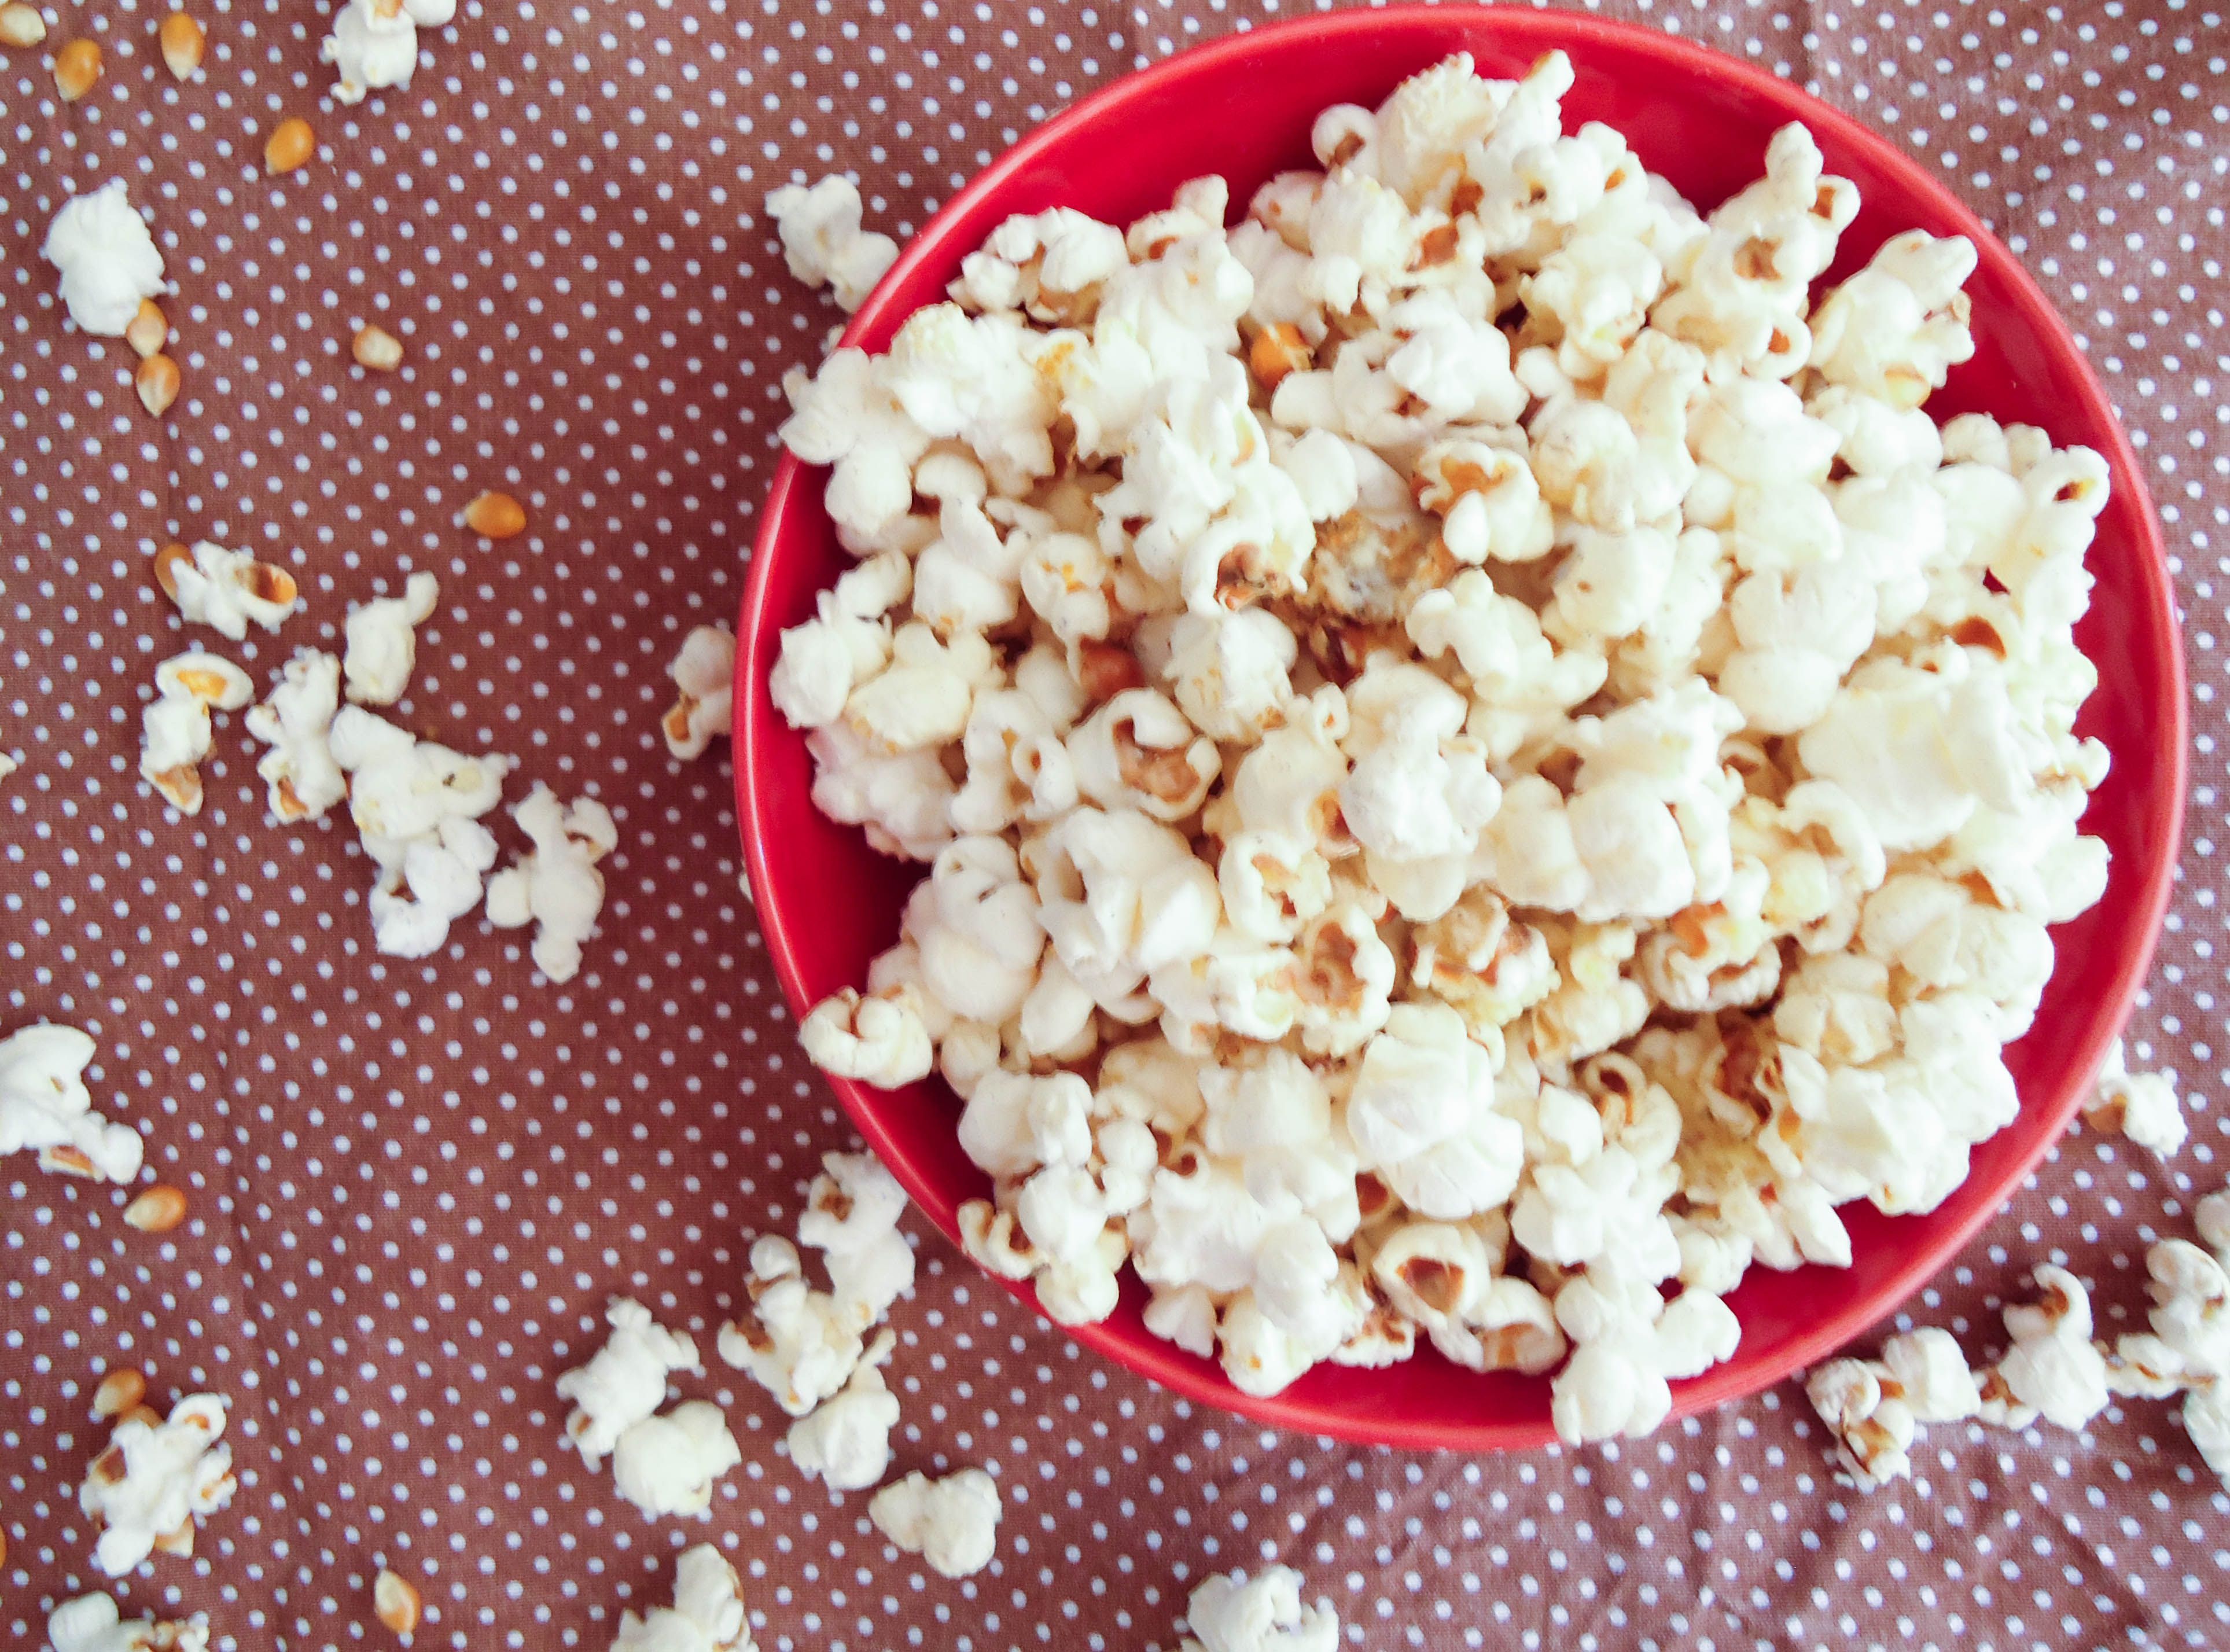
1346,1004,1519,1220
554,1298,703,1469
46,1594,209,1652
1654,124,1856,378
342,571,439,705
1992,1265,2110,1433
139,651,253,816
785,1330,899,1490
0,1022,142,1184
770,554,910,730
1411,437,1554,565
955,206,1127,322
718,1237,867,1417
1881,1327,1983,1423
767,175,900,312
322,0,439,105
1179,1566,1340,1652
799,987,936,1090
611,1401,742,1518
244,648,347,823
1070,687,1221,821
484,783,618,984
1808,230,1978,409
44,181,165,337
1806,1357,1915,1489
157,541,299,641
328,705,515,958
611,1544,756,1652
666,624,738,759
79,1394,236,1577
2084,1036,2186,1160
798,1150,910,1255
869,1467,1002,1579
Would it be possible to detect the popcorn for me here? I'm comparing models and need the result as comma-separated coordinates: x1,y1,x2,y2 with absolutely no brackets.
244,649,347,823
767,175,900,312
79,1394,236,1576
1070,687,1221,821
1410,437,1554,565
955,206,1127,323
806,720,955,861
46,1594,209,1652
779,351,934,545
1806,1357,1915,1489
555,1298,702,1469
665,624,738,759
330,703,515,959
868,1467,1002,1579
156,540,299,640
2084,1036,2186,1160
783,1330,897,1489
718,1236,867,1416
0,1021,142,1183
1654,124,1856,378
770,52,2117,1441
322,0,444,104
44,180,165,336
139,651,253,815
1990,1265,2110,1432
1346,1005,1520,1220
484,783,618,984
1808,230,1978,409
610,1401,742,1518
1166,609,1298,745
342,571,438,705
612,1544,756,1652
1179,1566,1340,1652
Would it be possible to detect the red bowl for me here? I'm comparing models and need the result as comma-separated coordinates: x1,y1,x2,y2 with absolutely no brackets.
738,7,2186,1450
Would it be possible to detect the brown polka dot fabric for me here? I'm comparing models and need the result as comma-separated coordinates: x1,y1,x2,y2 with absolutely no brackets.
3,2,2225,1649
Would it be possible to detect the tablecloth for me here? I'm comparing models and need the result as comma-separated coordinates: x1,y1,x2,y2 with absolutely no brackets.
2,0,2225,1647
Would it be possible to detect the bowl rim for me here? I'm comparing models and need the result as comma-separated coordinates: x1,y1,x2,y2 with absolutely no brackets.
738,3,2188,1450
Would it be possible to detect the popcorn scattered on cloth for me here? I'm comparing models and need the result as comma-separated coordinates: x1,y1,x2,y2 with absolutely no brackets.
154,541,299,641
0,1022,142,1184
45,1594,210,1652
867,1467,1003,1579
610,1543,756,1652
554,1298,703,1468
665,624,737,759
43,180,164,336
1177,1565,1340,1652
2106,1186,2230,1483
2084,1036,2185,1160
322,0,455,104
485,782,619,983
327,706,514,958
772,50,2118,1442
138,652,253,816
1805,1326,1981,1489
78,1394,237,1577
784,1329,899,1490
609,1399,742,1518
342,571,439,706
244,649,348,824
719,1151,915,1417
766,176,900,313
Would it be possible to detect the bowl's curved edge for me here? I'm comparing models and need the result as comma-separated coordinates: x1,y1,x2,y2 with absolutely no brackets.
737,5,2189,1452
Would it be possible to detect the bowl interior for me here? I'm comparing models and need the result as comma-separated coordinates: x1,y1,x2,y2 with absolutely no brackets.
738,8,2185,1449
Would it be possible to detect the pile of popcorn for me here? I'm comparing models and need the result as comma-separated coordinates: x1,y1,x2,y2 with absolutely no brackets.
771,50,2121,1443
